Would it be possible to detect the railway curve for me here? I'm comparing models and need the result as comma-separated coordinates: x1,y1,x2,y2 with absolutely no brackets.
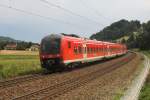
12,52,136,100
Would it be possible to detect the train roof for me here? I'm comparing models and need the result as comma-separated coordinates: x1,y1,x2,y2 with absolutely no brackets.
42,34,61,41
42,34,124,46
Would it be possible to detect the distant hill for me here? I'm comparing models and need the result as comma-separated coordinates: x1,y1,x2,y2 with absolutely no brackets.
90,19,150,50
90,19,141,42
0,36,37,50
0,36,17,42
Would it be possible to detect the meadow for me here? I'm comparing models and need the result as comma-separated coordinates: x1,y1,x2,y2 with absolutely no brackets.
0,50,43,80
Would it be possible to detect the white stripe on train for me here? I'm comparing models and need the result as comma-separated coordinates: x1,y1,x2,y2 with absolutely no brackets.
64,52,125,64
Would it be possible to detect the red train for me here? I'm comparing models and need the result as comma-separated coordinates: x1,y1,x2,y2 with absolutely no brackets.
40,34,127,70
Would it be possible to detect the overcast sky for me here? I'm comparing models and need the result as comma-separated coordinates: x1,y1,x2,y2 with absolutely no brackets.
0,0,149,42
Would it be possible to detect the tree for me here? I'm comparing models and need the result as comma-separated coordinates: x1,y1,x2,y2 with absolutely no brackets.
90,19,141,42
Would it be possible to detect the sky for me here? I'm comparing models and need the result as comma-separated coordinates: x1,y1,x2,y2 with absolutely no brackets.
0,0,150,43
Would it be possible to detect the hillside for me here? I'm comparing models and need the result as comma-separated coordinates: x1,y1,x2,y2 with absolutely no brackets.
0,36,16,42
90,19,141,41
0,36,37,50
90,19,150,50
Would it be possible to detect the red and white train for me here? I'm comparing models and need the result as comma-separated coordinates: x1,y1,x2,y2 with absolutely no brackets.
40,34,127,70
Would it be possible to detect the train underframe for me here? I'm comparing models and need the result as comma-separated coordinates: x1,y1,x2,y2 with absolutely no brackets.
41,53,125,71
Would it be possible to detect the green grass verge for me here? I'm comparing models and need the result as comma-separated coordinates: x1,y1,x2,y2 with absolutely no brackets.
0,55,43,80
113,89,124,100
139,82,150,100
139,51,150,100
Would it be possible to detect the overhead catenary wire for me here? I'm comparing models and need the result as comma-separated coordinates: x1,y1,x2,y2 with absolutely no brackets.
80,0,112,22
0,4,92,30
9,0,11,7
40,0,104,26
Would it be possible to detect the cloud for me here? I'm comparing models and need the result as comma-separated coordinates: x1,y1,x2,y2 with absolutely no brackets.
0,0,149,42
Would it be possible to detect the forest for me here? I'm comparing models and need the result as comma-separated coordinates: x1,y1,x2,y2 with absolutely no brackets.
90,19,150,50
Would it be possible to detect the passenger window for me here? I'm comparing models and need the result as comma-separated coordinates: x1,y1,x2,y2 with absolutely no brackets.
87,47,89,53
74,47,77,54
78,46,82,54
68,42,71,48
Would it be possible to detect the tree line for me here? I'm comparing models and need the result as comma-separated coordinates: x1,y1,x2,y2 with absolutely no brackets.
90,19,150,50
0,41,38,50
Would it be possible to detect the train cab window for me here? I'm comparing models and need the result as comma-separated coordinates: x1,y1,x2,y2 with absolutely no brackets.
41,38,60,54
68,41,71,48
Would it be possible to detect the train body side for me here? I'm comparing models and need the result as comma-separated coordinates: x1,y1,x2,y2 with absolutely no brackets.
40,34,127,70
61,36,127,65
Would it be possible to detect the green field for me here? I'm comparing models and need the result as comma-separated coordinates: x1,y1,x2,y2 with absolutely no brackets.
139,51,150,100
0,54,42,80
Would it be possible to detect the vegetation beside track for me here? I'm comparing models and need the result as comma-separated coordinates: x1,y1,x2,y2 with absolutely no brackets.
139,51,150,100
139,73,150,100
0,51,42,80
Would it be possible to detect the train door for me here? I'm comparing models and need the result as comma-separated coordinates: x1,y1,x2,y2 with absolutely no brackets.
83,43,87,59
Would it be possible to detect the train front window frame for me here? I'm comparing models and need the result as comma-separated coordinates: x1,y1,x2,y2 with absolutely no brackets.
41,38,60,54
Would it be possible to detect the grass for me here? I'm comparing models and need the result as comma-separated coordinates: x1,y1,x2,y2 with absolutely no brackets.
0,51,43,80
113,89,124,100
142,50,150,58
0,55,39,60
139,51,150,100
139,81,150,100
116,36,129,42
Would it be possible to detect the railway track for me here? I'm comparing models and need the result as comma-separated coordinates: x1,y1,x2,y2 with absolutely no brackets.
12,53,136,100
0,74,44,89
0,53,131,89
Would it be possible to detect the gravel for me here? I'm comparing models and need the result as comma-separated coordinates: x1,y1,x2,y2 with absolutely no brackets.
121,54,150,100
54,53,143,100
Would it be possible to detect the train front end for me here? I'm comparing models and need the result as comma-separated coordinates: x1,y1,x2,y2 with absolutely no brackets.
40,34,63,70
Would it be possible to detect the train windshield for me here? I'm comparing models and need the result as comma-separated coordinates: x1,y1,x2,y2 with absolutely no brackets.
41,38,60,54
